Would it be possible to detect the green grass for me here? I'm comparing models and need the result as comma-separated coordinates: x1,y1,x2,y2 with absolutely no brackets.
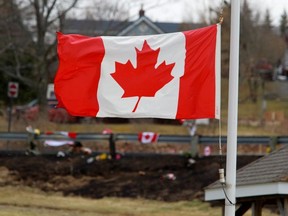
0,186,278,216
0,186,222,216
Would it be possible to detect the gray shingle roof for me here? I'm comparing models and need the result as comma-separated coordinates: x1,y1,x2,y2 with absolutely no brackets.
117,16,165,36
62,19,130,36
207,146,288,189
236,146,288,185
62,16,204,37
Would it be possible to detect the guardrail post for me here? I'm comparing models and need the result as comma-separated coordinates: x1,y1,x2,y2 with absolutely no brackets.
190,135,199,157
269,136,278,152
7,97,13,133
109,134,116,159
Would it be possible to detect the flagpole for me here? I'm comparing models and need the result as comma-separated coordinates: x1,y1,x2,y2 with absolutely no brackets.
225,0,240,215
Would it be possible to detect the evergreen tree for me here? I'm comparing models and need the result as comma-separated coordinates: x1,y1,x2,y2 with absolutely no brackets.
280,10,288,37
263,9,272,30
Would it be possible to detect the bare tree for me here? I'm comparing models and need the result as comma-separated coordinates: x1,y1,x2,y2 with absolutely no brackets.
64,0,130,37
0,0,78,104
0,0,34,100
1,0,145,105
79,0,129,21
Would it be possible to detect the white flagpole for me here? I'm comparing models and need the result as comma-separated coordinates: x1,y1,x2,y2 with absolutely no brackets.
225,0,240,215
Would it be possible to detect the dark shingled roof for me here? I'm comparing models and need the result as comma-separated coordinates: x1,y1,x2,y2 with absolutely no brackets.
207,146,288,189
62,17,205,36
236,146,288,185
62,19,130,36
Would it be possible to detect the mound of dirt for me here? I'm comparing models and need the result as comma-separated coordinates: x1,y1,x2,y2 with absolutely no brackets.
0,153,260,201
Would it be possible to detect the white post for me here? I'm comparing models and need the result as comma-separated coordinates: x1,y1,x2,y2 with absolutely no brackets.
225,0,240,215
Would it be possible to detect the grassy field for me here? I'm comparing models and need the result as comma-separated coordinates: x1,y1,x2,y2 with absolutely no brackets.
0,186,277,216
0,186,220,216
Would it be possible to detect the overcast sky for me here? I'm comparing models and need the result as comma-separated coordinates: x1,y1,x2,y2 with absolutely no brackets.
129,0,288,26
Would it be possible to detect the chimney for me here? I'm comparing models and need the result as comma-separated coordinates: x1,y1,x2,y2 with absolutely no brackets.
139,4,145,17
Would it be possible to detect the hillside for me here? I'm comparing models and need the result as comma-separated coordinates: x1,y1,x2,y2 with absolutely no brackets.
0,154,260,201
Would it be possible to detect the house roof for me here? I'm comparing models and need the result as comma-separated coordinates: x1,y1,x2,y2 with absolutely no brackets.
62,16,205,37
236,146,288,185
62,19,129,36
205,146,288,201
117,15,164,36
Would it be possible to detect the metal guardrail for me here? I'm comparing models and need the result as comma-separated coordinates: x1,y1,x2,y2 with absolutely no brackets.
115,134,192,143
198,136,273,144
278,136,288,144
0,132,28,140
1,132,287,144
0,132,288,157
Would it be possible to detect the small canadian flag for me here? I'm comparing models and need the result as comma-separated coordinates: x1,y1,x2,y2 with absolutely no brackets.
138,132,159,144
44,131,77,147
59,131,77,139
45,131,77,139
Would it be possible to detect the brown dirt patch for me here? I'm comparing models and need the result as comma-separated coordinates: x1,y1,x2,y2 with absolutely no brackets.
0,154,259,201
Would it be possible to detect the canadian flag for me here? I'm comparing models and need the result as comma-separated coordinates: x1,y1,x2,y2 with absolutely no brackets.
138,132,159,144
59,131,77,139
55,24,221,119
45,131,77,139
44,131,77,147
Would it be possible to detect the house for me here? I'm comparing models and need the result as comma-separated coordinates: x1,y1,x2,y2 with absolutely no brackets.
205,146,288,215
62,8,204,37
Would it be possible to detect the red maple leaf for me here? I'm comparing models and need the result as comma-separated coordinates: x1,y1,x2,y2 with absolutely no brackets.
111,40,175,112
